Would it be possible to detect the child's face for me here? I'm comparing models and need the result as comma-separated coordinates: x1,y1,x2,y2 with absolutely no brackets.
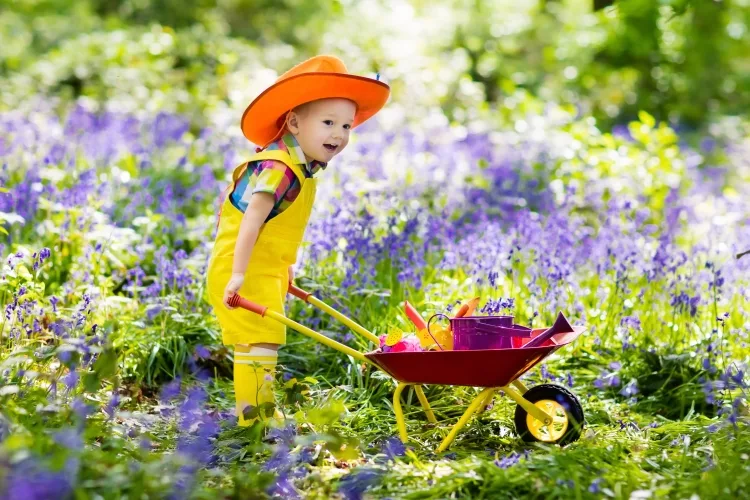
288,98,357,163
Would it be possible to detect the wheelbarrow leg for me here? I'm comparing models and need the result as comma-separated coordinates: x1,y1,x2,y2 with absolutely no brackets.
414,386,438,424
437,387,495,453
502,383,553,425
475,389,495,415
393,382,410,443
512,379,528,394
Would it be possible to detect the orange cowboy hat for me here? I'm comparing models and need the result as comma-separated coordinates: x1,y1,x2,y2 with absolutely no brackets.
241,55,391,147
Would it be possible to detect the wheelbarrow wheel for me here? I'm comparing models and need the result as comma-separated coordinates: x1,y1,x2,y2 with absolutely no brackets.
513,384,584,445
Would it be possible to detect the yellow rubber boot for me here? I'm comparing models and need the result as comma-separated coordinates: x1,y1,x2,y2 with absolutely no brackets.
234,345,278,426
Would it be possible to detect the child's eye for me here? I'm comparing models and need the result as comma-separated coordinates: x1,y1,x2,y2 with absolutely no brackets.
323,120,333,126
343,124,351,130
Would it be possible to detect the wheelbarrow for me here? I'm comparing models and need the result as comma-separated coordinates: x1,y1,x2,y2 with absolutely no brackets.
228,284,587,451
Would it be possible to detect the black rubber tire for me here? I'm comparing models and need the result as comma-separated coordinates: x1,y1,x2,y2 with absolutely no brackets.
513,384,585,445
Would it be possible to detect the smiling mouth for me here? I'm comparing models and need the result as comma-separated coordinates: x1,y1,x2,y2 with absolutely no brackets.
323,144,338,152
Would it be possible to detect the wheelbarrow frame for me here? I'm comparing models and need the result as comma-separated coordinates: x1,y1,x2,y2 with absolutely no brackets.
229,285,563,452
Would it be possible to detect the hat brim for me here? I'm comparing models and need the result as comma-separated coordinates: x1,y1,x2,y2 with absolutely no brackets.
241,72,390,146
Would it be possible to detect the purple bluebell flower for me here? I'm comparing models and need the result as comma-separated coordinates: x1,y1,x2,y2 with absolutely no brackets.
71,398,94,420
194,345,210,360
380,437,406,460
62,371,79,391
49,296,60,314
495,451,527,469
139,438,152,451
160,377,182,403
620,379,639,397
337,467,385,500
53,428,83,451
620,315,641,331
104,393,120,420
589,478,603,493
267,471,300,499
4,459,72,499
263,444,295,471
267,425,297,447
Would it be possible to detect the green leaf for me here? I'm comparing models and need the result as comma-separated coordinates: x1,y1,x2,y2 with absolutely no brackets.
92,347,118,380
638,110,656,128
83,372,100,393
2,433,33,451
242,405,259,420
325,435,361,460
307,401,346,426
82,348,118,392
593,0,616,11
258,401,276,418
147,344,160,371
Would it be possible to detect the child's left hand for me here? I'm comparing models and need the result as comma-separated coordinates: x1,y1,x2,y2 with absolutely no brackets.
288,265,295,283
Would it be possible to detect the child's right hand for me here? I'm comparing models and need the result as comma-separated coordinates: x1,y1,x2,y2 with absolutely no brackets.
223,273,246,309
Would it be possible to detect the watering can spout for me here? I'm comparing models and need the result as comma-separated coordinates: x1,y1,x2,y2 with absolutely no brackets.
551,312,573,334
524,312,574,348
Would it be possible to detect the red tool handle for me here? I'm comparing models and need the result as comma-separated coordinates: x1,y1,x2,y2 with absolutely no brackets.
227,294,268,316
288,283,312,302
404,301,428,330
454,303,470,318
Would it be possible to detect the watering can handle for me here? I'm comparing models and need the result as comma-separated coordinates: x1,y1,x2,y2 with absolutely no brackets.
473,321,533,337
426,313,450,351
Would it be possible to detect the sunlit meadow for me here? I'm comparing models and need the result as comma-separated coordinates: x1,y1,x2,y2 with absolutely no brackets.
2,1,750,498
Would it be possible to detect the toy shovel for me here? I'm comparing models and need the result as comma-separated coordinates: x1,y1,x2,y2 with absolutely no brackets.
453,297,480,318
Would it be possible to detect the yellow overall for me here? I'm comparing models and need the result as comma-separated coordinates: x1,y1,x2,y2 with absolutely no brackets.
206,149,316,346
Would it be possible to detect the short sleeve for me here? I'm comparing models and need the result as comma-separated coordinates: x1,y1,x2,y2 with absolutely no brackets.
251,160,295,205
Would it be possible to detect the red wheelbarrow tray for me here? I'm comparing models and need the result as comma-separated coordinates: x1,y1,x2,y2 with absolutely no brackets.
365,326,585,388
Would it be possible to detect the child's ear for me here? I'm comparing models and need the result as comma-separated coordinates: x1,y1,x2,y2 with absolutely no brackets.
286,112,300,135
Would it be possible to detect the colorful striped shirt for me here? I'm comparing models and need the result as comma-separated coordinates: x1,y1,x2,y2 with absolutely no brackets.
229,133,326,221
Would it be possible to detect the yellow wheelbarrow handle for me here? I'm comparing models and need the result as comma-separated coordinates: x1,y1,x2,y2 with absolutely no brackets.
227,293,369,363
287,283,380,345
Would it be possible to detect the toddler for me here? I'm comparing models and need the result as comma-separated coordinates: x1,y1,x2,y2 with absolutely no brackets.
206,55,390,425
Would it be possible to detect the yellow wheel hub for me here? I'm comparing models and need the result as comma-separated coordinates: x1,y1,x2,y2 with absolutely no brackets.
526,399,569,442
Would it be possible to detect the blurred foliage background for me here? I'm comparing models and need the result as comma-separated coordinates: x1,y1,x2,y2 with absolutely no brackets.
1,0,748,131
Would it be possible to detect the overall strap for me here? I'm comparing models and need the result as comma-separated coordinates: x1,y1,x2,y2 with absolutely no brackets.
216,149,308,227
245,150,307,185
